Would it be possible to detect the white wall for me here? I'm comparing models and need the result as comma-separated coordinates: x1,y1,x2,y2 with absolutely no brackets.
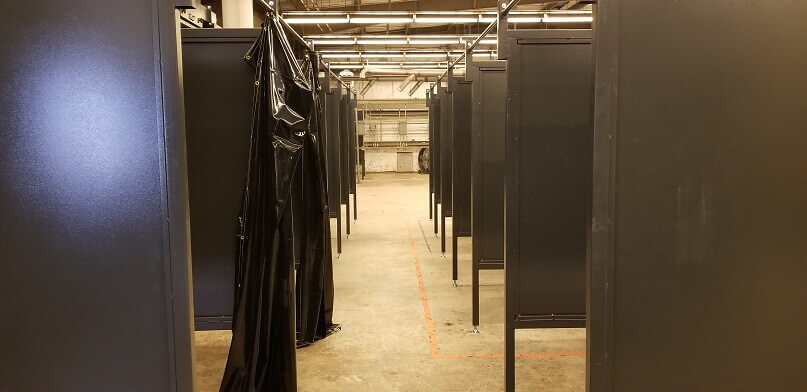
358,80,430,100
365,147,424,173
356,80,429,173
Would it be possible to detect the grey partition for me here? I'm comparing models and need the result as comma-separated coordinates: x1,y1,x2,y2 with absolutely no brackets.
467,59,506,331
0,1,194,390
182,28,258,330
451,80,473,283
318,75,330,197
431,89,442,234
349,94,358,220
589,1,807,391
439,84,453,253
339,91,351,235
426,89,434,219
325,78,342,253
503,30,593,391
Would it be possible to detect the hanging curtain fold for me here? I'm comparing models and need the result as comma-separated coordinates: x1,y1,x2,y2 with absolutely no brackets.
220,13,336,392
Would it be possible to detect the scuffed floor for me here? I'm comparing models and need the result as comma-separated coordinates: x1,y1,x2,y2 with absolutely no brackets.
193,173,585,391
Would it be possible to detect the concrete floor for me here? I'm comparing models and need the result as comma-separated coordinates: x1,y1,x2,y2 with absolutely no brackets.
194,173,585,391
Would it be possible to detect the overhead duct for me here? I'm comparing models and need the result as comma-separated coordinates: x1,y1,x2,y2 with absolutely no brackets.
359,79,376,96
397,74,416,92
408,80,424,97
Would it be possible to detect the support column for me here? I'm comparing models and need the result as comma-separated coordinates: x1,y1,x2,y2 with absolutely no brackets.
222,0,254,28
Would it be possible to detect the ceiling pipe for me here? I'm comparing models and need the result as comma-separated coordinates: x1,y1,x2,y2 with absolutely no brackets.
408,80,424,97
397,73,416,92
359,67,466,78
360,79,376,96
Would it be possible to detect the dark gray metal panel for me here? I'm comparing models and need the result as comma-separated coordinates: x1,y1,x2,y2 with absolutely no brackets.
470,60,507,329
349,96,357,194
318,75,330,200
431,90,442,234
428,90,434,219
590,1,807,391
325,83,342,217
427,90,433,190
0,1,194,390
471,64,506,266
505,32,592,322
339,93,350,204
181,29,256,331
451,81,473,236
439,86,453,216
432,90,442,204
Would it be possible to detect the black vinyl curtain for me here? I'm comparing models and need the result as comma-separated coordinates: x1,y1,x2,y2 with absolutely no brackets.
220,15,336,392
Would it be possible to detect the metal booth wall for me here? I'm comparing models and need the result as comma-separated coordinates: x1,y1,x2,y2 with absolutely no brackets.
589,1,807,390
182,28,258,330
451,78,473,283
349,94,358,219
0,1,194,390
339,90,350,225
326,76,343,253
502,29,593,391
439,84,454,253
431,90,442,235
466,59,507,331
427,90,434,220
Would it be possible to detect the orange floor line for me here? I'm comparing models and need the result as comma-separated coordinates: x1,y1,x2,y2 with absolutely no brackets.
405,221,585,360
406,221,441,358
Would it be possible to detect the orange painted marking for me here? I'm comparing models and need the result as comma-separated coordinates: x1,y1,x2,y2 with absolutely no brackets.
406,221,441,358
405,222,586,360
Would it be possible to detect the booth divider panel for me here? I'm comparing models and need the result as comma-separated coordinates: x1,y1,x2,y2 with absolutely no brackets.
432,92,442,205
505,34,592,323
339,95,350,204
471,65,506,266
590,1,807,390
349,96,357,194
439,87,453,215
452,81,473,236
181,29,257,330
325,85,342,217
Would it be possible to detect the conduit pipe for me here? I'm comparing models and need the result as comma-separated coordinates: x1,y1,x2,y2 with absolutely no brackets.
398,74,416,92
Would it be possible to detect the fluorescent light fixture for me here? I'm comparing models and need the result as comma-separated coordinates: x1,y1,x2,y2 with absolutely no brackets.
362,64,402,69
361,53,405,58
507,17,543,23
406,53,450,58
414,16,478,24
322,53,360,58
283,17,348,24
543,16,593,23
329,64,362,69
356,39,408,45
350,17,413,24
307,36,500,47
409,39,460,45
313,39,356,45
403,64,447,69
282,11,591,26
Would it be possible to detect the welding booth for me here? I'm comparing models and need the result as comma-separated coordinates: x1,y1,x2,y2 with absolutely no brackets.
426,1,807,391
2,0,806,391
